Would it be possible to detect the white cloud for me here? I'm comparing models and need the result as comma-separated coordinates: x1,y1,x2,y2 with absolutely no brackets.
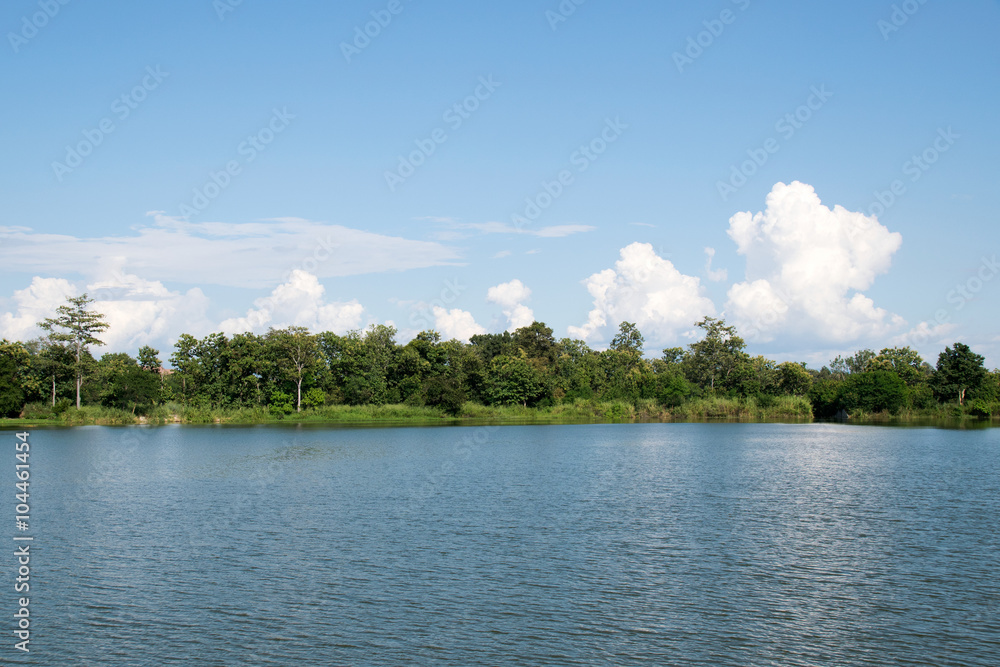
0,213,461,289
437,220,595,238
725,181,904,343
218,270,364,335
890,320,957,350
0,268,212,353
569,242,715,346
0,277,77,342
431,306,486,341
493,250,512,259
704,247,727,282
88,269,212,352
487,279,535,331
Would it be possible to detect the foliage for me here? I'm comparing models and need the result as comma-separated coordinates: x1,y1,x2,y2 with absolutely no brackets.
837,371,907,415
868,346,926,386
932,343,986,405
269,390,294,416
484,353,545,407
302,387,326,409
267,326,321,412
96,352,161,413
685,317,747,392
37,294,110,409
0,340,33,417
4,312,996,426
423,375,466,416
610,321,644,355
968,399,995,419
808,379,842,419
777,361,812,396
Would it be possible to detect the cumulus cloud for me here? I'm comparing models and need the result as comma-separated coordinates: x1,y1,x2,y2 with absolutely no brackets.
0,213,461,289
890,320,957,350
725,181,904,343
431,306,486,341
0,277,78,342
569,242,715,346
487,279,535,331
88,270,212,351
0,268,212,353
218,270,364,335
704,247,727,282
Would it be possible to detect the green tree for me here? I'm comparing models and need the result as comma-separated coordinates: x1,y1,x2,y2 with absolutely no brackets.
838,370,907,415
845,349,876,374
731,355,780,397
38,294,110,409
610,321,645,355
169,333,201,401
778,361,813,396
137,345,164,395
484,353,545,407
137,346,161,372
97,352,161,413
808,378,842,419
267,326,320,412
686,317,747,392
469,331,515,363
512,321,558,365
868,347,925,386
932,342,986,405
27,336,74,406
554,338,598,401
661,347,686,366
0,340,34,417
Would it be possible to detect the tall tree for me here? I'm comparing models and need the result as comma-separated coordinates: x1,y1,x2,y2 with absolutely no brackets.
686,317,747,392
845,349,877,374
933,342,986,405
610,321,645,355
38,294,109,409
0,340,35,417
97,352,161,413
26,336,74,406
267,326,320,412
868,347,926,386
169,333,201,401
512,321,558,365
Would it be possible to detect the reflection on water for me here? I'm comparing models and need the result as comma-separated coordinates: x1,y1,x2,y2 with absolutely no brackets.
5,423,999,665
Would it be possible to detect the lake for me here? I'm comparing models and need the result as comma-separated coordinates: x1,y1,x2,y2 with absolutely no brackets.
4,423,999,665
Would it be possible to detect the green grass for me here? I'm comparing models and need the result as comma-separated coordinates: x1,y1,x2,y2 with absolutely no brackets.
6,395,999,429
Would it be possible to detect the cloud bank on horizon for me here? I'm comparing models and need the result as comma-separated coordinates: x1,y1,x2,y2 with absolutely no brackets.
2,181,949,366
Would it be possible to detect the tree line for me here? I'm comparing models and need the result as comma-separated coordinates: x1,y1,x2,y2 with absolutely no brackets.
1,294,997,419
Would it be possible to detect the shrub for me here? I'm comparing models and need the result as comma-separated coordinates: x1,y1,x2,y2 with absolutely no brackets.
302,387,326,410
808,379,841,419
969,399,994,418
838,371,906,415
269,390,294,417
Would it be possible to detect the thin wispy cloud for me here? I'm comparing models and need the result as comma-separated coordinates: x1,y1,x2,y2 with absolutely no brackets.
0,213,462,289
430,219,596,239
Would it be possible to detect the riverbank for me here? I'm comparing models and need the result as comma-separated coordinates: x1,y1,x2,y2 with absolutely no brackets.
4,395,995,428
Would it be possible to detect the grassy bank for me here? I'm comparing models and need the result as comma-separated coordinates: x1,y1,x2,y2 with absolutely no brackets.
3,396,814,427
5,395,997,428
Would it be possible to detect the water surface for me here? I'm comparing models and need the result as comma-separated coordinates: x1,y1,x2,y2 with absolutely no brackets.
5,423,999,665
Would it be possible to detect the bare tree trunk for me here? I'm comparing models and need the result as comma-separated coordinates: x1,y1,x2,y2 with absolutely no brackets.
75,341,82,409
51,375,56,406
297,378,302,412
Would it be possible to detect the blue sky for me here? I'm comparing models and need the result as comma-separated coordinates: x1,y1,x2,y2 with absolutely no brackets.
1,0,998,369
